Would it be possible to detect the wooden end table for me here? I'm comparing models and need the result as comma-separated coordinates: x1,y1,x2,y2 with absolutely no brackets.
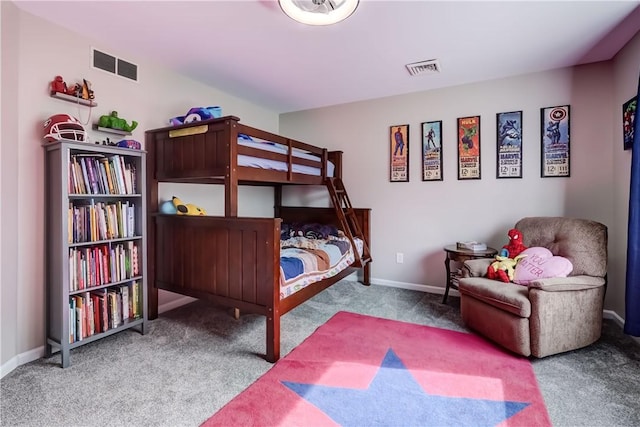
442,244,497,303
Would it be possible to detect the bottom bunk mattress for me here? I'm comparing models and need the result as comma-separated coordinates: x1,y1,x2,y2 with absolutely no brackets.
279,225,364,299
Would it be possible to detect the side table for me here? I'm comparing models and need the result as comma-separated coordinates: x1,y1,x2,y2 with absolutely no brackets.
442,244,497,303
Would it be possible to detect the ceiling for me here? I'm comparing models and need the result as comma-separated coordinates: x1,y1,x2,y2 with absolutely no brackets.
13,0,640,113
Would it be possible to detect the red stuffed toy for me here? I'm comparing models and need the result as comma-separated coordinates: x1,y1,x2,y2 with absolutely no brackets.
500,228,527,258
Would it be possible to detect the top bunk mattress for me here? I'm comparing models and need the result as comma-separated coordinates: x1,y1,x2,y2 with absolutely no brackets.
238,136,335,177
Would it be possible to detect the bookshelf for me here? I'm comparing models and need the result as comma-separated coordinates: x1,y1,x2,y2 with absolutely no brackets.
43,140,147,368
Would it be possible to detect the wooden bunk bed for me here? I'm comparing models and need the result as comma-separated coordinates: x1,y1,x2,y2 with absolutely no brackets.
145,116,371,362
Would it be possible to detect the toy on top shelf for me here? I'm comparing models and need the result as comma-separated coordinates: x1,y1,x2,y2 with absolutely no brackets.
42,114,87,144
92,137,141,150
50,75,67,95
50,76,97,107
169,106,222,126
98,111,138,133
66,79,94,100
116,139,141,150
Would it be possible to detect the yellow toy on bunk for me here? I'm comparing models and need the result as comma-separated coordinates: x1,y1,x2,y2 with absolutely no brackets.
172,196,206,216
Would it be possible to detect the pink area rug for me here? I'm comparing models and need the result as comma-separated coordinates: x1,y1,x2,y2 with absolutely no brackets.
203,312,551,427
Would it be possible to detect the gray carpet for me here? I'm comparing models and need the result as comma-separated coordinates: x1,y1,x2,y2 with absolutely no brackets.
1,281,639,426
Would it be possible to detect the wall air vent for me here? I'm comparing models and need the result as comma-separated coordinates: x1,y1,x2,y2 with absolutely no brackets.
92,48,138,82
405,59,441,76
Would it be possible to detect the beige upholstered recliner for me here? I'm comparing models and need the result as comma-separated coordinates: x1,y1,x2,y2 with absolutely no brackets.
458,217,608,358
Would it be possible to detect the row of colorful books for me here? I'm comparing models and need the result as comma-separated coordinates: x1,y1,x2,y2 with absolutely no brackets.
68,241,139,292
68,200,135,244
69,281,142,344
69,154,137,195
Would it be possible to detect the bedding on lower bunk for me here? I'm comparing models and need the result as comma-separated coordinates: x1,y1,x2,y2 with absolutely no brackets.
279,224,363,299
237,135,335,177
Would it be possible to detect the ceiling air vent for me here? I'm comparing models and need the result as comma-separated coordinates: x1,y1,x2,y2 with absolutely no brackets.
405,59,441,76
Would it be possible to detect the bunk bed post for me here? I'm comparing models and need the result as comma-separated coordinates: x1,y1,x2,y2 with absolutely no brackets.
266,307,281,362
274,185,283,218
321,149,328,180
328,151,343,180
266,223,282,362
225,118,241,216
145,130,159,320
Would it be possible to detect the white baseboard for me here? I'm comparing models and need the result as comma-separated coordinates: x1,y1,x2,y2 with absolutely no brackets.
603,309,640,345
1,296,196,379
371,277,460,298
1,346,45,379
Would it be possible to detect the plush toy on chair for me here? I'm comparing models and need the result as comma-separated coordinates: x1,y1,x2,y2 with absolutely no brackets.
172,196,206,216
486,254,527,283
500,228,527,258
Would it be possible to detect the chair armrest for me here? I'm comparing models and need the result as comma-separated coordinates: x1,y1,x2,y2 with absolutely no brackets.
527,275,606,292
462,258,493,278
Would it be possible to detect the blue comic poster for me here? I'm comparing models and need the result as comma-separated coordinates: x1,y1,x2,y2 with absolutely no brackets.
497,111,522,178
422,121,442,181
541,105,570,177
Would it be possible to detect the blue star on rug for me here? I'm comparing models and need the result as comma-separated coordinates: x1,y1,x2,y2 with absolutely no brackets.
282,348,530,427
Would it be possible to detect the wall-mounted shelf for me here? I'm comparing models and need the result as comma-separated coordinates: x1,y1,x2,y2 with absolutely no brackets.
93,125,132,136
50,92,97,107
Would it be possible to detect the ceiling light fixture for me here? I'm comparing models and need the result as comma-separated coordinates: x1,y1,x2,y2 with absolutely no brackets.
279,0,359,26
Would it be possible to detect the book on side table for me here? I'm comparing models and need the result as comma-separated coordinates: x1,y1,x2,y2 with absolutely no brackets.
456,241,487,251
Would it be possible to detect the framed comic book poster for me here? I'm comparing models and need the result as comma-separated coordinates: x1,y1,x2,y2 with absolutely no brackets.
421,120,443,181
496,111,523,178
457,116,481,180
623,96,636,150
540,105,570,178
390,124,409,182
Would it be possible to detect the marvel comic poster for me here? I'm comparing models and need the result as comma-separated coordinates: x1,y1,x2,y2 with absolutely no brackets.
540,105,570,177
496,111,523,178
623,96,636,150
457,116,481,180
421,121,442,181
390,124,409,182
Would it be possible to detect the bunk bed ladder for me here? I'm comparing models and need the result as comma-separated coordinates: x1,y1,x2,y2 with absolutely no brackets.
326,177,371,267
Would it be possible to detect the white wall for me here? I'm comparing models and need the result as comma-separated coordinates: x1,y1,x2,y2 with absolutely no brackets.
280,64,618,296
1,7,280,375
1,0,22,374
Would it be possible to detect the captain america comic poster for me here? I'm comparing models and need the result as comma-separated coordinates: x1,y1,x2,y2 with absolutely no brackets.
540,105,570,177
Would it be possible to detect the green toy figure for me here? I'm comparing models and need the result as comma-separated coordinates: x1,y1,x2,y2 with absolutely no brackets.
98,111,138,132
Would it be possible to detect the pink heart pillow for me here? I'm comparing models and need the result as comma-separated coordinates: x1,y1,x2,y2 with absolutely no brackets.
513,247,573,285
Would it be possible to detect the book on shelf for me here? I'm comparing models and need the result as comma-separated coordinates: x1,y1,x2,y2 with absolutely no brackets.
456,241,487,251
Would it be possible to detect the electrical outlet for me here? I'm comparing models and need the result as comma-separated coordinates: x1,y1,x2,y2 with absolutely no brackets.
396,252,404,263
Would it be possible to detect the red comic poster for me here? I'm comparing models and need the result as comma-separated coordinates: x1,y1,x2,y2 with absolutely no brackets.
457,116,481,180
390,124,409,182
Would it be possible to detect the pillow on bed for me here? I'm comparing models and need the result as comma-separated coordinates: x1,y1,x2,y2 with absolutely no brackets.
281,222,339,240
238,133,276,145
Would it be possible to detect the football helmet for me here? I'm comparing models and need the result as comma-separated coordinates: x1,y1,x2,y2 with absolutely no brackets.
43,114,87,143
